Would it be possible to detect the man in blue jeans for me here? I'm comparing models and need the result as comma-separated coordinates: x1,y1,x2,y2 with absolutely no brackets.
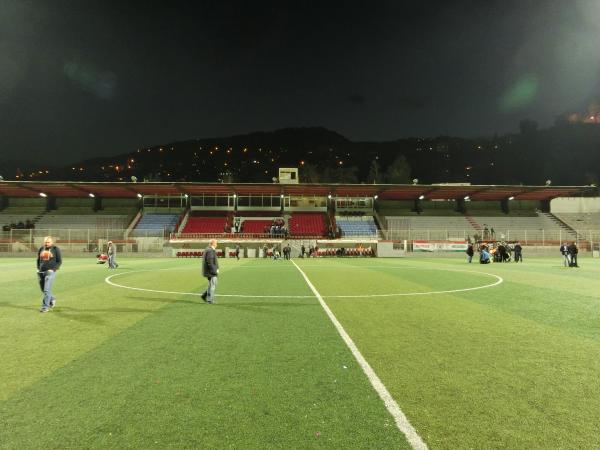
107,240,118,269
37,236,62,313
201,239,219,304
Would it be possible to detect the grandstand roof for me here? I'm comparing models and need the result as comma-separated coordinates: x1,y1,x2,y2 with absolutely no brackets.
0,181,594,201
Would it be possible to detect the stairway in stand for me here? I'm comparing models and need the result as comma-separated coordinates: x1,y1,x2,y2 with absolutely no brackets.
539,212,589,248
464,214,481,231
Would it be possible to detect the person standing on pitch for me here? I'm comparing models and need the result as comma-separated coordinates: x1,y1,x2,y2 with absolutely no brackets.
201,239,219,304
568,241,579,267
513,242,523,262
107,240,118,269
560,242,570,267
466,243,474,263
37,236,62,313
235,243,240,260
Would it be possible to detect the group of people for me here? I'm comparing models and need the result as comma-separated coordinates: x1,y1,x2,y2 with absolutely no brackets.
466,241,523,264
300,243,320,258
3,219,35,231
267,218,288,237
261,243,292,259
559,242,579,267
96,241,118,268
34,235,585,313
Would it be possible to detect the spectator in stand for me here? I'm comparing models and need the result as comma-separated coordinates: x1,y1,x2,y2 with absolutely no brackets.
559,242,570,267
37,236,62,313
568,241,579,267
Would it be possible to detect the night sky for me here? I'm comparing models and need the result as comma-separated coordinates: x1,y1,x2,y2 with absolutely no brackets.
2,0,600,166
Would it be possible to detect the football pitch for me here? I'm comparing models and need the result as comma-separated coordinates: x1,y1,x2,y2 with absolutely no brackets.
1,255,600,449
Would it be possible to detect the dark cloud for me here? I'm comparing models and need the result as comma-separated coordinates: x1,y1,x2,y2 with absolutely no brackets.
395,95,430,110
1,0,599,165
346,94,367,106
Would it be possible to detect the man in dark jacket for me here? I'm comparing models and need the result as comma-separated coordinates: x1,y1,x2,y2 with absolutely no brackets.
466,243,474,263
37,236,62,313
201,239,219,304
513,242,523,263
568,241,579,267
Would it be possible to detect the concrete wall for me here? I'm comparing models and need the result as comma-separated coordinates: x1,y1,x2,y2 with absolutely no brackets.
551,197,600,213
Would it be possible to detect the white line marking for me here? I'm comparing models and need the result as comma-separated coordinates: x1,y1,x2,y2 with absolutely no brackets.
105,267,502,299
104,270,314,298
291,260,429,450
325,270,503,297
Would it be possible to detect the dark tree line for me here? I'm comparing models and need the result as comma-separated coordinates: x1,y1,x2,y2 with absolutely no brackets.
17,123,600,186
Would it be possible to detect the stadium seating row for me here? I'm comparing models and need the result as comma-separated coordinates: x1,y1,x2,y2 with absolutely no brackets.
288,213,327,236
336,216,378,237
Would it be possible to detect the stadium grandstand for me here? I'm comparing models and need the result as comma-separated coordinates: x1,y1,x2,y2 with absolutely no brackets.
1,180,598,256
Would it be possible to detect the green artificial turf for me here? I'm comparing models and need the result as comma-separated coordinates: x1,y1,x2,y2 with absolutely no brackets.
298,257,600,449
0,258,409,449
2,255,600,449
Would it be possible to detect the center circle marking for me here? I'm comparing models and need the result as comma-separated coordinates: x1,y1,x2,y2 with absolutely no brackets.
105,266,503,298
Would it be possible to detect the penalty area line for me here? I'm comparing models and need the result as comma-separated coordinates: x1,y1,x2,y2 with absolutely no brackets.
291,260,428,450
